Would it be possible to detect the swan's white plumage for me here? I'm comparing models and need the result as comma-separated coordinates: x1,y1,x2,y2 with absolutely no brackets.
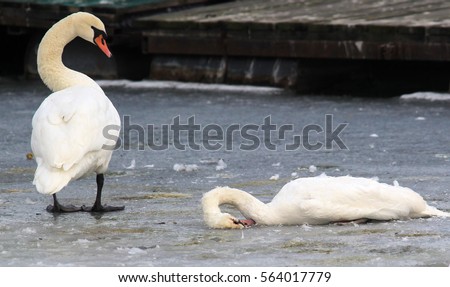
31,86,119,195
31,12,120,196
202,175,449,229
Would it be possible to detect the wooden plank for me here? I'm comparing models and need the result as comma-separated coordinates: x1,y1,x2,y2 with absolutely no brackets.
143,28,450,61
0,0,221,29
138,0,450,62
137,0,450,26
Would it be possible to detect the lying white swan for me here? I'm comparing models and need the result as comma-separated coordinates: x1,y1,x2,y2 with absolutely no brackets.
202,175,449,229
31,12,123,212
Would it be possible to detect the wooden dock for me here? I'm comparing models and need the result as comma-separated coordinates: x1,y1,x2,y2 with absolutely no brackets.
2,0,450,95
137,0,450,61
136,0,450,95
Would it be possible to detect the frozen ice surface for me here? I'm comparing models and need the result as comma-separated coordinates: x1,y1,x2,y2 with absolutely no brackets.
0,79,449,267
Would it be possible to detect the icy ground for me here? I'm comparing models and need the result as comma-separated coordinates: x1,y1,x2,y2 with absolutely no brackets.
0,79,449,266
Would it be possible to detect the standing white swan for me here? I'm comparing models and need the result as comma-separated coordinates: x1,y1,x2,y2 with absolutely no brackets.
31,12,123,212
202,175,449,229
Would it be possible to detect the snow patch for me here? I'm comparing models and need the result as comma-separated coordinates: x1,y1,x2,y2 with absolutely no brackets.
124,159,136,170
97,80,282,94
269,174,280,180
400,92,450,102
308,165,317,173
25,198,37,204
215,159,227,171
22,227,36,234
127,247,147,255
173,163,199,172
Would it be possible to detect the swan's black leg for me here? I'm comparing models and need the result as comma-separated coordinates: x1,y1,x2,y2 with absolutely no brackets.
46,194,82,213
82,173,124,212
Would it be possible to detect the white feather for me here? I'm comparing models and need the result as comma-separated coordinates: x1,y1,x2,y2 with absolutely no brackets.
202,175,449,229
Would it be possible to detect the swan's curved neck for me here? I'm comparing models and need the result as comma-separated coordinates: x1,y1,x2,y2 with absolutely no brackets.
37,16,99,92
202,187,276,225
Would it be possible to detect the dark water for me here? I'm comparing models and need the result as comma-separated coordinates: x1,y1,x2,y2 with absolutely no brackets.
0,78,449,266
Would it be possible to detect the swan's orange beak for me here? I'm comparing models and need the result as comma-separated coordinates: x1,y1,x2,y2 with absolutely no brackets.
94,34,112,58
238,218,256,228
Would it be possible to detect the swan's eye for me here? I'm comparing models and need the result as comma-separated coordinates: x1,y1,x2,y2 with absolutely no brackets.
96,35,105,45
91,26,107,43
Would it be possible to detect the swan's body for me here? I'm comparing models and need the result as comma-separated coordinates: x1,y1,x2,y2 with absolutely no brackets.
202,175,449,228
31,12,123,212
32,87,119,194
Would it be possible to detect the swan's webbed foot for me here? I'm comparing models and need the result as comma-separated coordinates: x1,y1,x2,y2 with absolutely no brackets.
46,194,82,213
81,204,125,213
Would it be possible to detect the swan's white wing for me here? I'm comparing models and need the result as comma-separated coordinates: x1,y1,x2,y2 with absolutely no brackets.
270,176,427,224
31,86,120,172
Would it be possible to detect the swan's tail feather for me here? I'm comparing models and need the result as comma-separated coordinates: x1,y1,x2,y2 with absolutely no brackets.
421,206,450,218
33,165,71,195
